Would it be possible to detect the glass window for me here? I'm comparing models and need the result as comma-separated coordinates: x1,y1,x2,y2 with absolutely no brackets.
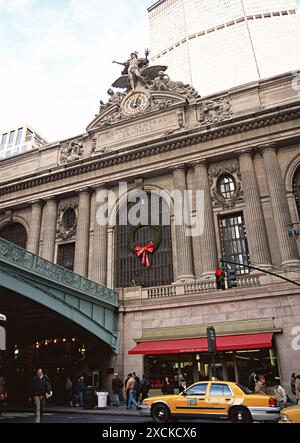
115,193,173,288
209,384,232,396
16,128,23,146
219,212,249,274
63,208,76,230
8,131,15,147
185,383,208,396
25,128,33,142
293,167,300,219
218,175,236,199
0,223,27,249
57,243,75,271
1,133,7,149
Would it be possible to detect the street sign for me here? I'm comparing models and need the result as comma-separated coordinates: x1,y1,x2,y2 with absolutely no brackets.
207,326,216,353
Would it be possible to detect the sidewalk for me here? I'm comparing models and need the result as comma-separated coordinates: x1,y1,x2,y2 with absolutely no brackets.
6,402,140,417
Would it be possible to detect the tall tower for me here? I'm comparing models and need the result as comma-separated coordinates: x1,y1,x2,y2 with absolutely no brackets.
148,0,300,95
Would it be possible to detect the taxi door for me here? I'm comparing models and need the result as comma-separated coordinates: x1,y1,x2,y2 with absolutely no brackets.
173,383,209,417
205,383,235,416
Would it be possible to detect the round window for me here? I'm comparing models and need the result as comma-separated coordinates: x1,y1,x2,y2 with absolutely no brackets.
63,208,76,230
218,175,236,199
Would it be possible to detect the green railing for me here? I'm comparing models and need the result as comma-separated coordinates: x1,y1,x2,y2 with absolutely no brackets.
0,237,118,308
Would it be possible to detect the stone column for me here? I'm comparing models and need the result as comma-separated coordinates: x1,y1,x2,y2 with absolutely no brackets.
172,166,195,281
41,197,57,262
92,187,108,286
260,143,300,266
238,150,271,267
27,200,43,255
193,160,218,276
74,188,91,277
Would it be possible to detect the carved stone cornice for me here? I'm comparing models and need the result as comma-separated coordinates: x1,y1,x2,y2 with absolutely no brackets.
190,159,208,169
0,104,299,196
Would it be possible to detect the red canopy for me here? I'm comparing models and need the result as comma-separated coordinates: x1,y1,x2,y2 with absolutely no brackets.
128,333,273,355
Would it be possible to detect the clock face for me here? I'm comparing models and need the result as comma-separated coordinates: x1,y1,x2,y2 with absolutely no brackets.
123,92,149,115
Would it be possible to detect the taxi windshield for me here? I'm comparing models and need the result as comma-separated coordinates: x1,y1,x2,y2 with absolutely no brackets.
237,384,253,394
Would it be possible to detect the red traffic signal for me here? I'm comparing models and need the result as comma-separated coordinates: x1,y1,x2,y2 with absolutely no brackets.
215,268,225,290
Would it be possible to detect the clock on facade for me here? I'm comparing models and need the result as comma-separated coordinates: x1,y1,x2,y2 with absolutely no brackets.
123,92,149,116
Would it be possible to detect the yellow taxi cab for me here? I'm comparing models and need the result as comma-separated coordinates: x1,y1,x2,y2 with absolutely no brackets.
278,405,300,423
140,381,280,423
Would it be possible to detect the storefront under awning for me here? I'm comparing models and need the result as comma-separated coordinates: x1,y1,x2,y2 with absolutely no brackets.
128,332,273,355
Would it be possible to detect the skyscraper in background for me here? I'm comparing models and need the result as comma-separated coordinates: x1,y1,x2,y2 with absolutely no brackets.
148,0,300,95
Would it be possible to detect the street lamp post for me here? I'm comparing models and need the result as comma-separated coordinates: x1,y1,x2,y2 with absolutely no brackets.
288,222,300,239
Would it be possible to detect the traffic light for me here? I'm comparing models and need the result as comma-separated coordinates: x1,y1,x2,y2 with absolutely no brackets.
215,268,225,290
227,268,237,289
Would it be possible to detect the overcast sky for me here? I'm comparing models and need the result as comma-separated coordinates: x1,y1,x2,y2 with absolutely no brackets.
0,0,299,143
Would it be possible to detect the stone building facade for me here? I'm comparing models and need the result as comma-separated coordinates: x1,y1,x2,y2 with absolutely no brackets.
1,68,300,395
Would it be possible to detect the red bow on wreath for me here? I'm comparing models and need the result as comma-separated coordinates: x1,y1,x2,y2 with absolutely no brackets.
135,241,154,268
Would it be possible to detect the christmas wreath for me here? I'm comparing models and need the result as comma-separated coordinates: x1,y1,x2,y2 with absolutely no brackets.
128,224,162,268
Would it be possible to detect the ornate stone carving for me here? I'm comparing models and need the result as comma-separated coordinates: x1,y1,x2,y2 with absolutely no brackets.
99,88,126,113
149,71,200,100
198,97,232,127
0,238,118,306
57,201,78,240
59,140,84,165
208,162,242,208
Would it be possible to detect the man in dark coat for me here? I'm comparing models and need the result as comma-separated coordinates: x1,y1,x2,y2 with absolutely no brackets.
32,368,52,423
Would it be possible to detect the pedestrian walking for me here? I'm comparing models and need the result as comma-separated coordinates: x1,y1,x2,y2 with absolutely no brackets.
74,376,86,407
31,368,52,423
161,377,174,395
273,381,287,408
295,374,300,405
139,374,150,401
248,371,258,392
133,372,140,402
255,375,267,395
112,373,123,406
125,374,141,410
290,372,296,396
65,376,73,406
124,373,131,408
179,379,187,394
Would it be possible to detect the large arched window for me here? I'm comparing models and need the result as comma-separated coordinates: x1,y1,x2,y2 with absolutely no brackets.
293,167,300,219
115,192,174,288
0,222,27,249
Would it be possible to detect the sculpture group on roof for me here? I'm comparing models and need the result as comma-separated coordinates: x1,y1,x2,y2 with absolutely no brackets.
98,49,200,114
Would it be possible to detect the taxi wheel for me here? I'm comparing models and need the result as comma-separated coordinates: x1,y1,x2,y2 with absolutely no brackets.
151,404,171,423
229,406,252,423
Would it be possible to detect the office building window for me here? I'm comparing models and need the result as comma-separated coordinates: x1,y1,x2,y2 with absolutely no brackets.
16,128,23,146
219,212,249,274
25,128,33,142
1,133,7,149
8,131,15,147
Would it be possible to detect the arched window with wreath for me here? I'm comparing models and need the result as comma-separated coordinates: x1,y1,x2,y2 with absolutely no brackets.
293,166,300,219
114,192,174,288
0,222,27,249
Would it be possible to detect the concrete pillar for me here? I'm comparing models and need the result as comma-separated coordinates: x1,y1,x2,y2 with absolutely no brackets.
92,187,108,285
193,160,218,277
172,166,195,282
74,188,91,277
260,143,300,266
238,150,271,267
41,197,57,262
27,200,43,255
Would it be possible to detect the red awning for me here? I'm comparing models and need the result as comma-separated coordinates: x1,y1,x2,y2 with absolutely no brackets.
128,333,273,355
